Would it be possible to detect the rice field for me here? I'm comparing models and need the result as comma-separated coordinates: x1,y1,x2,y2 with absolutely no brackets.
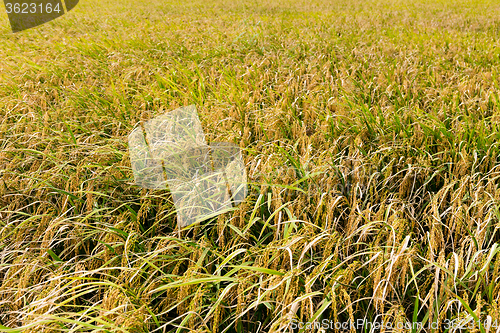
1,0,500,331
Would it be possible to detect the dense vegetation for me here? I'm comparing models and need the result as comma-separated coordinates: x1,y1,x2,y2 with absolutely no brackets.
1,0,500,331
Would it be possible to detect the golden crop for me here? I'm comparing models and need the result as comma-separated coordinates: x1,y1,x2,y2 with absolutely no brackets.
1,0,500,331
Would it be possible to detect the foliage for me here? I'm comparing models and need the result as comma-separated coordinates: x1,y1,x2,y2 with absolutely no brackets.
1,0,500,331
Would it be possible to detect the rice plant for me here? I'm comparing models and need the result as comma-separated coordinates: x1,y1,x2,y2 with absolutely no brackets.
1,0,500,331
